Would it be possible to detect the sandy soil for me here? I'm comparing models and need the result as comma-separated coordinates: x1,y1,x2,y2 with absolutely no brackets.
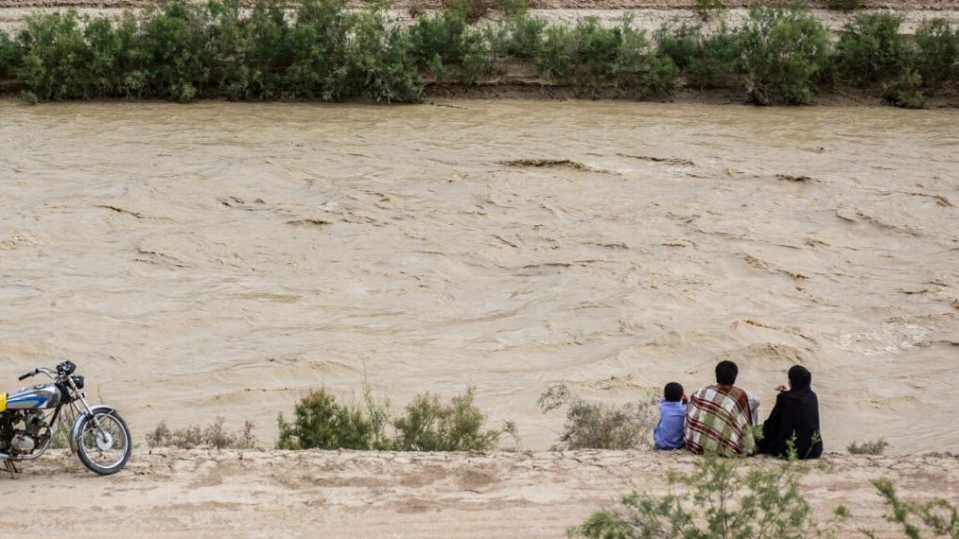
0,0,956,9
3,0,959,34
3,448,958,538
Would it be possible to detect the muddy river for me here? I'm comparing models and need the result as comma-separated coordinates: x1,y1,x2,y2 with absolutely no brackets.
1,99,957,452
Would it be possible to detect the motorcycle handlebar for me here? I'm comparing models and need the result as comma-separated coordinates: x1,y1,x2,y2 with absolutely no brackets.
18,369,38,381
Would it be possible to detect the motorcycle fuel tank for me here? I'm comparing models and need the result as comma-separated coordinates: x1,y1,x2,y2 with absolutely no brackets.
2,383,61,410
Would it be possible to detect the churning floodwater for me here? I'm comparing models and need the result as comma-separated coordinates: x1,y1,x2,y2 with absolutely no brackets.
1,99,957,451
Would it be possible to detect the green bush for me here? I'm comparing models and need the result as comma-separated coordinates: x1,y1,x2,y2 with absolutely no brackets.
345,8,423,103
16,9,92,100
215,0,293,100
835,13,914,88
570,452,846,539
884,68,924,107
537,23,577,81
656,22,741,90
276,385,502,451
135,1,217,102
276,389,375,450
409,9,492,82
85,13,142,98
4,2,954,105
738,5,832,105
542,17,676,98
913,18,959,87
285,0,353,99
392,386,500,451
498,14,548,59
538,383,656,450
867,477,959,539
0,30,22,81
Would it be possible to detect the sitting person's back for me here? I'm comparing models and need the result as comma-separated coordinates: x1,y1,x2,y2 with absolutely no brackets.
758,365,823,460
653,382,687,450
685,360,756,457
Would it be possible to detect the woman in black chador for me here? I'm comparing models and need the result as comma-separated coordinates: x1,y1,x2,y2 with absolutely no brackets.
758,365,823,460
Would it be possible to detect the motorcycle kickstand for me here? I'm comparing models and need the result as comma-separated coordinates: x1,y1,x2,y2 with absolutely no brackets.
3,460,19,479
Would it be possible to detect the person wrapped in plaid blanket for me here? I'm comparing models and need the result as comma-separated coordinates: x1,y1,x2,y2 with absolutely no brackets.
684,360,758,456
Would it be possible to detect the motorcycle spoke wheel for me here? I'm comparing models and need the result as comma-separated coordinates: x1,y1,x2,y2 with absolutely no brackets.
77,412,131,475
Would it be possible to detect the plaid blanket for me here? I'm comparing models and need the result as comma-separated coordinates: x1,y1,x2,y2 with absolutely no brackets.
684,385,755,456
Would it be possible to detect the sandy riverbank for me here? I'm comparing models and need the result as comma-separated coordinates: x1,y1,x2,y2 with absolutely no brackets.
2,448,957,539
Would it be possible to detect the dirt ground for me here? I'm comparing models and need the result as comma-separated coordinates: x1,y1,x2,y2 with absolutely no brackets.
0,0,957,9
2,448,957,539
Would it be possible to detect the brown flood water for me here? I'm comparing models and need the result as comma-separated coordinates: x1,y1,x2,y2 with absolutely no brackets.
0,99,957,452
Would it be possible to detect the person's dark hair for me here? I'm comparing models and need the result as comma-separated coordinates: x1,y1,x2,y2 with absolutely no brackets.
664,382,684,402
788,365,812,389
715,360,738,385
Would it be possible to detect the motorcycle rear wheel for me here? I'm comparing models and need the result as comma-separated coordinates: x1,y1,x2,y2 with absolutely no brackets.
76,411,132,475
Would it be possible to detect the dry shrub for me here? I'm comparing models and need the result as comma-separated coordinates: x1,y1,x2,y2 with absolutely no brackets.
847,438,888,455
538,382,656,450
146,418,257,449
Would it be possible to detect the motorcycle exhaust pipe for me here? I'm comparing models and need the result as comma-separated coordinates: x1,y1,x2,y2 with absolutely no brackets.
0,451,46,462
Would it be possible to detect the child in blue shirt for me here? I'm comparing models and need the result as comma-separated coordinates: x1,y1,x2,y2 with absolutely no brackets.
653,382,687,450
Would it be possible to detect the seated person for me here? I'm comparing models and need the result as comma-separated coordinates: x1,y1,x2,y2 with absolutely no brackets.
653,382,687,450
685,360,758,457
758,365,824,460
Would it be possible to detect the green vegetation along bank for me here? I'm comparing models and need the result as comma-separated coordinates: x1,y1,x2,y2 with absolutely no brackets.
0,0,957,107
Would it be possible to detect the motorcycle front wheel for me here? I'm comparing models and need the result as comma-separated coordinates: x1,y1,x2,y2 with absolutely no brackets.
76,411,132,475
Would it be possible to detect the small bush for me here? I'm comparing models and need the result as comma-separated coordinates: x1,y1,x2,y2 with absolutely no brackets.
203,416,257,449
16,9,91,100
884,68,923,108
694,0,727,22
277,389,374,450
867,477,959,539
570,452,845,539
498,0,530,17
136,1,215,102
542,16,677,99
537,23,577,82
444,0,495,24
392,386,500,451
913,18,959,87
538,383,656,450
284,0,353,100
146,418,257,449
0,30,22,81
277,385,503,451
835,13,914,88
498,14,548,59
825,0,865,11
363,379,393,450
656,22,741,90
345,8,423,103
409,9,492,82
846,438,889,455
738,5,832,105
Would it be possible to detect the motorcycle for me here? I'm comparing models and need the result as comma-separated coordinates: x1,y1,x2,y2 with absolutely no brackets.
0,361,132,477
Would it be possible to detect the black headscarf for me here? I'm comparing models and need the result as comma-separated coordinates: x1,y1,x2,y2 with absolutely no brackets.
759,365,823,459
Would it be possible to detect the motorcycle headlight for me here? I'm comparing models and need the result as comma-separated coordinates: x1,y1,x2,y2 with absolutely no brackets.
71,375,84,390
57,361,77,375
